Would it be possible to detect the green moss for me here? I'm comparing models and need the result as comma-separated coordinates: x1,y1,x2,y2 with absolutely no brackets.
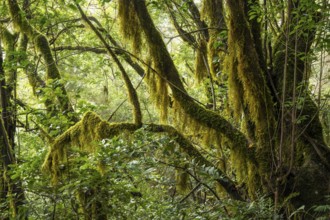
0,26,15,48
34,33,61,80
6,0,33,37
225,51,244,120
145,66,169,123
225,2,276,185
118,0,142,53
147,124,244,200
201,0,223,25
17,33,48,97
0,25,17,91
129,1,253,162
201,0,226,80
195,39,208,81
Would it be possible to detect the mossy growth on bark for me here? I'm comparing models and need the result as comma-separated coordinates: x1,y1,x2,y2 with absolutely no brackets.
17,33,46,96
268,1,330,209
195,39,208,82
145,63,169,123
201,0,226,80
129,0,253,164
42,112,139,183
201,0,223,25
146,123,243,200
118,0,142,53
6,0,73,115
225,1,276,181
225,51,244,121
0,26,15,56
0,26,17,92
128,2,255,161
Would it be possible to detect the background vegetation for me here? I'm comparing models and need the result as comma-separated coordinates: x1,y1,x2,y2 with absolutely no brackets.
0,0,329,219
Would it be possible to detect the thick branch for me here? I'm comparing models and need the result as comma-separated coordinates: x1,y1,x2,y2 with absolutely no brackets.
130,1,256,165
42,110,243,200
147,124,244,200
17,34,47,96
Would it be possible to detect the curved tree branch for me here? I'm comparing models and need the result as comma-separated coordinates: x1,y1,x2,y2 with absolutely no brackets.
75,2,142,126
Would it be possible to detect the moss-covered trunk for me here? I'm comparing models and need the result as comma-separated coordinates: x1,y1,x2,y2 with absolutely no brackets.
0,32,27,219
271,0,330,210
227,0,330,212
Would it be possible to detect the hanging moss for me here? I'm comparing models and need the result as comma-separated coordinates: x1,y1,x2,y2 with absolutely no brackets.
145,60,169,123
118,0,142,53
226,2,275,183
202,0,226,80
225,50,244,121
75,3,142,127
124,2,268,200
207,37,222,79
128,1,253,155
154,72,169,122
195,39,208,82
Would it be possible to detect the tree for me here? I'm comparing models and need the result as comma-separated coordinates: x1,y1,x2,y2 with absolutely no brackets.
0,0,329,219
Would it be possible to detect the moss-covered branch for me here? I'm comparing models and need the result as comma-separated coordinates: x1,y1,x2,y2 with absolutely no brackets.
146,124,243,200
42,112,140,183
226,1,274,145
202,0,226,79
0,30,27,218
6,0,74,115
17,33,46,96
42,110,243,200
127,1,255,166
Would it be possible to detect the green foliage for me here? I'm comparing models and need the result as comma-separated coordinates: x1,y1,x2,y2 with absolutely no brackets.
0,0,329,219
5,129,279,219
312,196,330,220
